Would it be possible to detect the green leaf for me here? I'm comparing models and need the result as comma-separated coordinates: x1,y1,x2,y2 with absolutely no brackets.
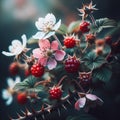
14,76,38,91
58,24,68,34
92,18,117,33
93,66,112,83
66,114,97,120
84,52,106,70
68,20,81,33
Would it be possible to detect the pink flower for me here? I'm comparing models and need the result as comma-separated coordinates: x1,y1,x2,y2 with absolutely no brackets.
75,93,103,111
32,39,66,70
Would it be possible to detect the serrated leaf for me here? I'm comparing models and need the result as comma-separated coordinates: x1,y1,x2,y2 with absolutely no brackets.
93,66,112,83
68,20,81,33
14,76,38,91
92,18,116,33
84,52,106,70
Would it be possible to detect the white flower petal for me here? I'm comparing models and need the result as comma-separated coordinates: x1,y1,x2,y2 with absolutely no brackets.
2,51,15,56
45,13,56,25
15,76,21,83
86,94,98,101
7,78,15,88
33,32,46,39
35,18,44,30
12,40,22,47
6,96,13,106
47,58,57,70
43,31,55,39
8,45,13,52
21,34,27,48
52,19,61,31
2,89,11,99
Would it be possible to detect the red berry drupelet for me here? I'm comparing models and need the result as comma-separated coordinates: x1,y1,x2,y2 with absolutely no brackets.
17,92,28,105
49,86,62,100
31,63,44,77
65,56,80,73
79,21,90,33
64,36,76,48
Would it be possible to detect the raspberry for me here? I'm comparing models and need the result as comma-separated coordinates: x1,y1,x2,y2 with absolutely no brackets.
94,47,103,55
24,69,31,77
17,92,27,104
79,21,90,33
105,36,112,45
49,86,62,100
31,63,44,77
86,34,96,44
9,62,19,75
65,56,80,73
95,39,105,46
79,72,92,86
64,37,76,48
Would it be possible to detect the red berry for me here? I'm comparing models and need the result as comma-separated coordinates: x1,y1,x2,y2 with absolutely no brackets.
31,63,44,77
86,34,96,44
79,72,92,86
49,86,62,100
9,62,19,75
79,21,90,33
17,92,27,104
95,39,105,46
24,69,31,77
64,37,76,48
105,36,112,45
65,56,80,73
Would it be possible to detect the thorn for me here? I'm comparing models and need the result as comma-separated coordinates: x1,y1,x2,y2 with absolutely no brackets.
67,99,72,105
41,105,45,112
16,112,22,118
25,107,31,116
35,117,37,120
47,108,51,114
57,109,61,117
62,104,67,110
41,114,45,120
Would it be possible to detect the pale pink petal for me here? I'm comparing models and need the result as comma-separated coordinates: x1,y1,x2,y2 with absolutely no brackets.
75,97,86,110
39,39,50,51
47,58,57,70
54,50,66,61
39,57,48,66
86,94,98,101
51,40,59,50
75,100,80,111
32,48,44,59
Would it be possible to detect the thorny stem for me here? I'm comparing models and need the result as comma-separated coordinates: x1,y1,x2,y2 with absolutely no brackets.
57,75,68,86
89,14,97,27
53,35,62,49
72,80,85,93
82,42,89,53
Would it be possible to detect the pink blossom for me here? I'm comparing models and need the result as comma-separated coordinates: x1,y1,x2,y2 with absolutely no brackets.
75,93,103,111
32,39,66,70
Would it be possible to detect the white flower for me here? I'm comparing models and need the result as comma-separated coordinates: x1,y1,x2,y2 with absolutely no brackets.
33,13,61,39
2,34,27,57
2,76,21,106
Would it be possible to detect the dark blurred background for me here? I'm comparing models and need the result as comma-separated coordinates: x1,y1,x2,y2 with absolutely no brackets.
0,0,120,120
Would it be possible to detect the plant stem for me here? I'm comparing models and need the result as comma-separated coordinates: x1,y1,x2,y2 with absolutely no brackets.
73,80,85,93
53,35,62,49
89,14,97,27
57,75,68,86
